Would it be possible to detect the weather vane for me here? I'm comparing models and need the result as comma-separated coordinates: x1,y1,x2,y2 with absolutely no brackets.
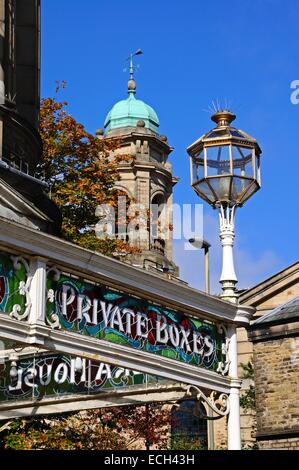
124,49,143,80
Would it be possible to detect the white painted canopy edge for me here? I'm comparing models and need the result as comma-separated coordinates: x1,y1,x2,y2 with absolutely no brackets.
0,217,254,326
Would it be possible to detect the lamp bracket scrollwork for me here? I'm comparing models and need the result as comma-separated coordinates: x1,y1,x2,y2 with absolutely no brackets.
219,204,236,233
184,385,230,419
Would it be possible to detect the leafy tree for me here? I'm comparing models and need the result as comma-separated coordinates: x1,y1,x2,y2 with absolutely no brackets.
170,436,204,451
1,412,126,450
39,82,137,257
105,404,171,450
240,360,259,450
240,361,256,412
1,405,171,450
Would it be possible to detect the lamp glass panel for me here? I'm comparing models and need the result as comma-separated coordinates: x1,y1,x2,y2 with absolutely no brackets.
230,130,246,138
205,129,230,139
232,145,253,178
206,145,231,176
208,176,232,201
193,180,216,204
239,180,260,204
192,153,205,183
231,176,252,202
256,154,261,184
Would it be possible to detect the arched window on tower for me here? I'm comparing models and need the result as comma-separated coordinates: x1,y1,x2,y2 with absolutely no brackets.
150,193,166,255
113,190,131,243
171,400,208,450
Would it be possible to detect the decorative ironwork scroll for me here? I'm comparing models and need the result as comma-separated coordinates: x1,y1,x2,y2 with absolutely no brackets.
186,385,230,419
216,324,231,375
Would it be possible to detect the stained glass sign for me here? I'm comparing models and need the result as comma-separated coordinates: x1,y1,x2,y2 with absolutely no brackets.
0,353,161,403
46,270,226,373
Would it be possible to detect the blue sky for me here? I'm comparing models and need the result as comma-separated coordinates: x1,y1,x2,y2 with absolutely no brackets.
41,0,299,293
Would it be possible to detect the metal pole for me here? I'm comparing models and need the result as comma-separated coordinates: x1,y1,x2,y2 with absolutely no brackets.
204,246,210,294
188,238,211,295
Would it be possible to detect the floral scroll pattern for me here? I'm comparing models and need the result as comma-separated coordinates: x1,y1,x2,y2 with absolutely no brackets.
0,253,32,321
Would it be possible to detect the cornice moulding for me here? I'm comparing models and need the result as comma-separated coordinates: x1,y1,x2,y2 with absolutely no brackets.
0,217,251,325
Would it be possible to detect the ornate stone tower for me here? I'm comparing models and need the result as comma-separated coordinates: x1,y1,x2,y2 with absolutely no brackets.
101,54,178,275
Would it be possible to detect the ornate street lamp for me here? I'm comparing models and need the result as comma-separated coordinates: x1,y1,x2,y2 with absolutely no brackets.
187,110,261,302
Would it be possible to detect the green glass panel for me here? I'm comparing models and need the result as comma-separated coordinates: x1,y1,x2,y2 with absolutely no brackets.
46,271,226,373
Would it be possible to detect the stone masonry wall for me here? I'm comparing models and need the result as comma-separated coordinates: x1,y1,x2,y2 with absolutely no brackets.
213,416,227,450
253,336,299,449
258,437,299,450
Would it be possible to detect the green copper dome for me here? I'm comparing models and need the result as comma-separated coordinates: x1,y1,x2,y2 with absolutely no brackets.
104,80,159,134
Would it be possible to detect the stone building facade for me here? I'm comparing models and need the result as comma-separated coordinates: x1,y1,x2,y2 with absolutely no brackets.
249,296,299,449
237,262,299,448
0,0,40,126
0,0,61,234
213,261,299,449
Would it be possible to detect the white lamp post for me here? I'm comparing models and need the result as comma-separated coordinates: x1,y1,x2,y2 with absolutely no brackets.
187,110,262,450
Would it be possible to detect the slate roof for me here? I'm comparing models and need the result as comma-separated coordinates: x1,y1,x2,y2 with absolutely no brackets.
253,295,299,325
